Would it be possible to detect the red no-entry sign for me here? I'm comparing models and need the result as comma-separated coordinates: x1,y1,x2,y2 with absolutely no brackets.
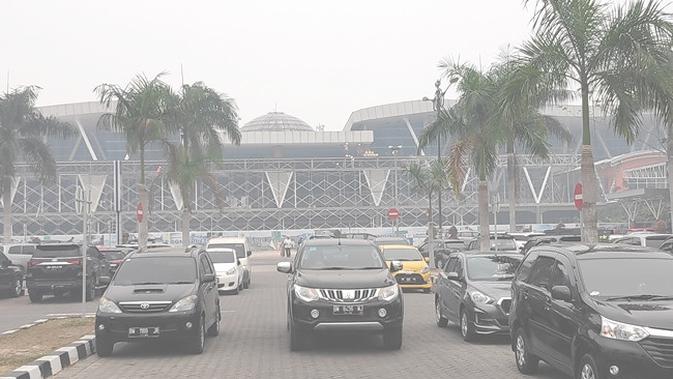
388,208,400,220
136,202,144,223
574,183,583,210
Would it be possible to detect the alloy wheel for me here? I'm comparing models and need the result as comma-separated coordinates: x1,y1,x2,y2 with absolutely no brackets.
516,335,526,367
14,280,22,296
435,301,441,322
580,364,595,379
461,312,468,337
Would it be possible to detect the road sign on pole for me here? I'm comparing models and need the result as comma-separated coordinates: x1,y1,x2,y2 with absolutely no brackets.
388,208,400,221
574,183,583,210
136,202,144,223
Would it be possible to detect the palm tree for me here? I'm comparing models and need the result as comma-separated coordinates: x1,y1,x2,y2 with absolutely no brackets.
96,74,173,250
0,86,72,242
166,82,241,247
514,0,673,243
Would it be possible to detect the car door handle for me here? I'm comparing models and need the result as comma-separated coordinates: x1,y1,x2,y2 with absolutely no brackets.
544,298,552,311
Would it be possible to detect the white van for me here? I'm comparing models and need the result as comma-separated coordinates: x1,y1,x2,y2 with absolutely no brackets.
206,237,252,288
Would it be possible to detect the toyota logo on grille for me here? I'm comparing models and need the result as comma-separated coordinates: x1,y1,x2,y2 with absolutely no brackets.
140,303,150,310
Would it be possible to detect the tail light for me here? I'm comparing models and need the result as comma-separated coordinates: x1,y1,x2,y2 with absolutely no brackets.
66,258,82,265
27,259,38,268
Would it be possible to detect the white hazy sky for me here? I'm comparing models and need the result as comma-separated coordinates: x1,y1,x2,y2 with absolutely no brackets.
0,0,538,129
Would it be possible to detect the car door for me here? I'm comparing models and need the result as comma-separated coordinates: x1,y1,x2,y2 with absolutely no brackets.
90,247,111,284
198,254,216,327
0,252,13,290
545,256,580,373
521,255,557,360
445,256,466,323
202,253,219,323
435,257,453,315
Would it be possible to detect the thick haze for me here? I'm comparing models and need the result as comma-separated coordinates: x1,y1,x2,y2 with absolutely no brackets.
0,0,536,130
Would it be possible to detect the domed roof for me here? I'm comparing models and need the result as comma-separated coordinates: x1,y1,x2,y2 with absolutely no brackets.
242,112,314,132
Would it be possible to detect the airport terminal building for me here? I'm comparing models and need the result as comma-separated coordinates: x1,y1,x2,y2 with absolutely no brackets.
4,99,667,239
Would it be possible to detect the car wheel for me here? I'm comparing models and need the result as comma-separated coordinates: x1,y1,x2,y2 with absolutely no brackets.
189,316,206,354
289,320,310,351
207,308,221,337
232,285,239,295
96,337,114,357
10,278,23,298
514,328,539,374
460,309,477,342
435,299,448,327
577,354,600,379
28,290,42,303
382,327,403,350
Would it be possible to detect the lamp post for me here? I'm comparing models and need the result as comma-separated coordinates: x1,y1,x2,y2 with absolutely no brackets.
388,145,402,231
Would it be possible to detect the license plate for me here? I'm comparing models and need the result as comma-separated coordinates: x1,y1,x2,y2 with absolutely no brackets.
333,305,364,315
128,327,160,337
46,266,62,271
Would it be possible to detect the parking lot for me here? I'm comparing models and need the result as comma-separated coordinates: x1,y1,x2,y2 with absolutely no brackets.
26,251,566,379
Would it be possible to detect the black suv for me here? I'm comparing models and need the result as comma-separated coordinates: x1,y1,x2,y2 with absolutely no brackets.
277,239,404,351
434,251,522,341
95,247,221,356
510,244,673,379
0,251,24,298
26,243,112,302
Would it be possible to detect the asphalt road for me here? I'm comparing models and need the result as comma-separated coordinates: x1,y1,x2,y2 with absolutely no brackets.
48,251,566,379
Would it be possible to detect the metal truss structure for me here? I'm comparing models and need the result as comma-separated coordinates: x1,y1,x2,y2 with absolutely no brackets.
3,154,598,236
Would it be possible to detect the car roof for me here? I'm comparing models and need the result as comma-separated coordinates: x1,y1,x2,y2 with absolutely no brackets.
208,237,247,244
621,233,671,238
533,243,670,260
302,238,374,247
129,246,201,258
206,247,236,253
379,244,418,250
454,251,523,259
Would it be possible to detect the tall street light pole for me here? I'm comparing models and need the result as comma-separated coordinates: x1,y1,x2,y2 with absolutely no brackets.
388,145,402,231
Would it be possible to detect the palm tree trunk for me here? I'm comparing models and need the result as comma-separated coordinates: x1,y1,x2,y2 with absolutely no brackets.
667,126,673,232
428,190,435,267
3,182,12,243
507,140,517,233
138,144,148,250
181,208,191,248
580,80,599,244
478,179,490,251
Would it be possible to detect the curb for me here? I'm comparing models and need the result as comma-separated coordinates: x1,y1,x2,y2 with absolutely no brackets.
0,335,96,379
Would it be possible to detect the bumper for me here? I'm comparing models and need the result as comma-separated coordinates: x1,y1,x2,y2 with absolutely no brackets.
216,274,239,291
95,311,200,343
590,336,673,379
27,279,82,294
470,304,510,335
291,296,403,333
394,271,431,288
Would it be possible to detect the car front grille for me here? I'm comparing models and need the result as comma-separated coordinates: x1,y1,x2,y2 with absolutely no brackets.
318,289,378,303
640,337,673,368
498,298,512,314
395,273,425,285
118,301,173,313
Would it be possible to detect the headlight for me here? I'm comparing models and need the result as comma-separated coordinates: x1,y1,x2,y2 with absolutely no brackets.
469,290,494,305
379,284,400,302
98,297,122,314
169,295,198,313
294,285,320,302
226,267,236,275
601,316,649,342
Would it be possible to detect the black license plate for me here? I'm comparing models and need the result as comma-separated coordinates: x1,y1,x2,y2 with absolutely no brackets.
333,305,364,315
128,327,160,338
45,266,63,271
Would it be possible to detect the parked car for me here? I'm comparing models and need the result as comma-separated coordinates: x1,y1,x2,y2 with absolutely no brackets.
508,232,546,250
418,239,466,258
379,244,431,293
457,230,480,241
206,237,252,289
510,244,673,378
26,243,112,302
465,235,519,252
612,233,672,248
2,243,37,272
95,246,221,356
277,239,404,351
519,235,582,255
659,236,673,252
373,236,410,247
0,251,24,297
98,247,132,273
434,251,522,341
206,247,243,295
340,232,377,241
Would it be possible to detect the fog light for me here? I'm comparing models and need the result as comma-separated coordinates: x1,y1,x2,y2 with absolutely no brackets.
185,322,193,329
378,308,387,318
609,365,619,376
97,324,105,331
310,309,320,319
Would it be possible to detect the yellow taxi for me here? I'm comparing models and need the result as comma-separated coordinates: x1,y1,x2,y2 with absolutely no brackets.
379,244,432,292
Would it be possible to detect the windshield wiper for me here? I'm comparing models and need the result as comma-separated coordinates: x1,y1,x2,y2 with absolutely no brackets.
352,266,383,270
605,294,673,302
167,281,194,284
131,281,163,285
312,266,351,270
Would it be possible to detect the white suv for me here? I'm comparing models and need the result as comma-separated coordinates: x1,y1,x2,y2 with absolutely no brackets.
206,248,243,294
3,243,37,272
206,237,252,289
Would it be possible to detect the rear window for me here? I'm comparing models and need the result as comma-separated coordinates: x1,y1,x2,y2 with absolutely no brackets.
7,245,36,255
646,235,671,248
113,256,197,285
34,245,80,258
208,243,246,258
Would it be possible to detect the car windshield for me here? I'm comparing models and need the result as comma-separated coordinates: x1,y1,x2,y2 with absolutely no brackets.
208,250,236,264
300,245,384,270
102,251,126,260
579,258,673,299
33,245,80,258
208,243,245,258
113,257,197,285
488,239,517,250
383,248,423,261
466,255,522,281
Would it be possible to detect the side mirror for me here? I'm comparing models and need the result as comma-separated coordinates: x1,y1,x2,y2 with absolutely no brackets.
551,285,573,302
390,261,403,273
237,259,241,266
424,257,430,263
203,273,216,283
247,250,252,257
446,271,461,281
277,261,292,273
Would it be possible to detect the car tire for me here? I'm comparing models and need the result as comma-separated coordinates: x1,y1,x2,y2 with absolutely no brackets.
232,285,239,295
96,337,114,357
188,316,206,354
207,308,221,337
9,278,23,298
435,299,448,327
289,320,310,351
576,353,601,379
382,327,403,350
28,290,42,303
460,309,477,342
514,328,539,374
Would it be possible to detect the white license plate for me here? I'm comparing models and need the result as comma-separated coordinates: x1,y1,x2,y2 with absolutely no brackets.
128,327,160,337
